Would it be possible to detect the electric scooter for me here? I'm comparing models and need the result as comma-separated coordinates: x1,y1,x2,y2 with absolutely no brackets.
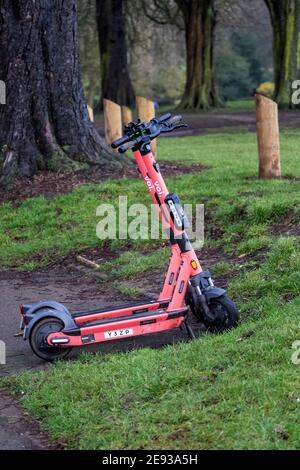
18,113,239,362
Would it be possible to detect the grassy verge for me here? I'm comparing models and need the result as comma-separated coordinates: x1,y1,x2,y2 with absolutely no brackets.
1,130,300,273
225,99,255,110
1,129,300,449
4,300,300,450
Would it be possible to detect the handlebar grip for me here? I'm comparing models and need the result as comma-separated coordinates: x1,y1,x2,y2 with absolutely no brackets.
167,115,182,126
118,140,136,154
111,135,130,149
156,113,172,123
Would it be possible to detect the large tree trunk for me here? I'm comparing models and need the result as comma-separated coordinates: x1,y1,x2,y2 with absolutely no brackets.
96,0,135,107
0,0,125,185
175,0,220,110
265,0,300,108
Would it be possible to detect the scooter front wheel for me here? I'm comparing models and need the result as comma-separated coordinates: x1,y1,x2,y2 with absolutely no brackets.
205,295,240,333
29,317,72,362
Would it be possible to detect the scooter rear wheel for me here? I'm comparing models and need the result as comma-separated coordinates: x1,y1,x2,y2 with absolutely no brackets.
29,317,72,362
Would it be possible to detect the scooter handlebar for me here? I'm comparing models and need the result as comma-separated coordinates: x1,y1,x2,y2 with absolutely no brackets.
118,140,136,154
111,135,130,149
112,113,187,153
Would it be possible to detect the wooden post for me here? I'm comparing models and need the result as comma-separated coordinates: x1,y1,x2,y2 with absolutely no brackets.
255,94,281,179
122,106,133,127
87,105,94,123
136,96,157,156
103,99,122,146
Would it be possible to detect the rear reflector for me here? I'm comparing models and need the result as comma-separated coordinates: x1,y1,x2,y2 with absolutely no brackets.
51,337,70,345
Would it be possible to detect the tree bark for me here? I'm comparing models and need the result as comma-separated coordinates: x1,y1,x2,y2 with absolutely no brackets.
175,0,220,110
0,0,126,185
265,0,300,108
96,0,135,107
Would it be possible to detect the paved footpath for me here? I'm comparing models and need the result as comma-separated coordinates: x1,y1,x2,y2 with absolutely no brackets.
0,267,184,449
0,269,112,376
0,390,60,450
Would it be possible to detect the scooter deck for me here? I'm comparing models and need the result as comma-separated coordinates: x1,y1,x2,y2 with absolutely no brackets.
71,298,169,319
71,299,171,326
50,306,189,346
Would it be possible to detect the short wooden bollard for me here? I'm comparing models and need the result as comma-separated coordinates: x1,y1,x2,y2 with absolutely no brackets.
255,94,281,179
87,105,94,123
136,96,157,156
122,106,133,127
103,99,122,147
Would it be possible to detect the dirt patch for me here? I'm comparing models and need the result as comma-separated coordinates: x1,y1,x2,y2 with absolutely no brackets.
120,245,264,298
281,293,298,304
270,212,300,237
0,390,62,450
281,175,300,182
0,161,208,205
244,175,300,183
239,191,264,198
54,244,241,299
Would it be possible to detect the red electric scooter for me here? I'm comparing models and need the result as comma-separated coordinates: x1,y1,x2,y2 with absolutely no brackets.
19,114,239,362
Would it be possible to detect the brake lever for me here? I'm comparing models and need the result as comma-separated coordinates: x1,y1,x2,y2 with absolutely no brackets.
161,123,188,133
174,124,188,130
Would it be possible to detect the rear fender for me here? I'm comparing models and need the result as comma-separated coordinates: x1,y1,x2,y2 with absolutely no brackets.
22,301,76,340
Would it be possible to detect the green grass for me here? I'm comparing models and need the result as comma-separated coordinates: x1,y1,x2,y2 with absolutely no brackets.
213,261,232,277
100,247,169,279
2,129,300,449
225,99,255,110
4,300,300,450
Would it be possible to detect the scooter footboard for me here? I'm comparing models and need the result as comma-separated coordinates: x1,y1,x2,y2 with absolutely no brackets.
47,308,188,347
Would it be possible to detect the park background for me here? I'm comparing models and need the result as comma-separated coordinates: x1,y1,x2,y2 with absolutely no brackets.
0,0,300,451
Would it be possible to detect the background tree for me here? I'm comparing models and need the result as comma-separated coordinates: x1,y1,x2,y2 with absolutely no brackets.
127,0,186,103
96,0,135,107
78,0,101,109
174,0,220,109
140,0,220,109
215,0,273,101
0,0,124,185
264,0,300,108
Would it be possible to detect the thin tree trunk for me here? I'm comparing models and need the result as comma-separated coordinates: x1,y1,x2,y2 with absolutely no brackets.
0,0,126,185
96,0,135,107
175,0,220,110
265,0,300,108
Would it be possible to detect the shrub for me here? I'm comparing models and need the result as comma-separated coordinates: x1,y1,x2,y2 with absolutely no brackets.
256,82,275,98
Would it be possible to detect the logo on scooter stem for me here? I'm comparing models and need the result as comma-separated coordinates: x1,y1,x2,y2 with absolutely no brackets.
154,180,165,196
145,175,154,192
144,176,165,196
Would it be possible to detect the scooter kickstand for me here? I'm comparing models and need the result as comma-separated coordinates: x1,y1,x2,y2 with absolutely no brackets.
184,319,196,341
